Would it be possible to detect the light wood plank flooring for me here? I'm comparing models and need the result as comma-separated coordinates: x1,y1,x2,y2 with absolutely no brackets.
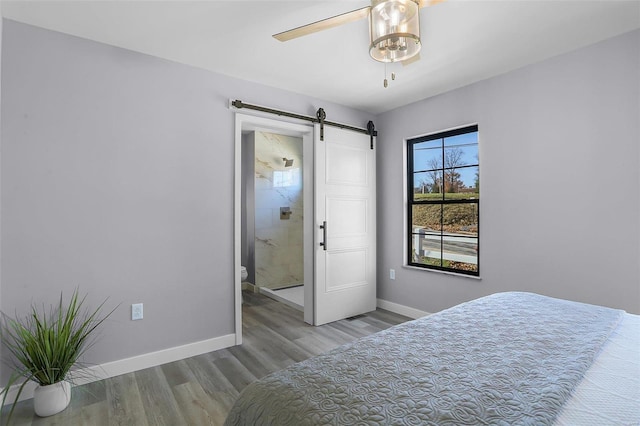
4,291,410,425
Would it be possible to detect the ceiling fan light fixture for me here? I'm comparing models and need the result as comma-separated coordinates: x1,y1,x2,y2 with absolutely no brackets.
369,0,421,63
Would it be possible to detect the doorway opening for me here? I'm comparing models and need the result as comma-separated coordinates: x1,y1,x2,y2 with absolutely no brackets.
243,131,303,307
234,114,314,344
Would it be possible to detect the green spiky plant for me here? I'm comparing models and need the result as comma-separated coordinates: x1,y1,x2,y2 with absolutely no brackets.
0,289,116,423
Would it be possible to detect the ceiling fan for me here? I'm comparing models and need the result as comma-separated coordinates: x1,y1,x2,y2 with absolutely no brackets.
273,0,445,66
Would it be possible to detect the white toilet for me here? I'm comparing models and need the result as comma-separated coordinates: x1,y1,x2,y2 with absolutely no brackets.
240,266,248,282
240,266,248,304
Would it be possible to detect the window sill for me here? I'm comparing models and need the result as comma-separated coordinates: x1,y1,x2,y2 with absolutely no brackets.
402,265,482,280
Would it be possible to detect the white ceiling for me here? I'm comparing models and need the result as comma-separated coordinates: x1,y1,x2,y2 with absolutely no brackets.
2,0,639,114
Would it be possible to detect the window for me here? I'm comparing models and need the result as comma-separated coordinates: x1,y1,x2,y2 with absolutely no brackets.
273,168,300,188
407,125,479,276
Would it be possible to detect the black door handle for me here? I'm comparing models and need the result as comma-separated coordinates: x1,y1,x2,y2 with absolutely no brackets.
319,221,327,251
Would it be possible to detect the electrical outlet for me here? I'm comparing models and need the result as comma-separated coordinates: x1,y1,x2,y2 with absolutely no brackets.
390,269,395,280
132,303,143,321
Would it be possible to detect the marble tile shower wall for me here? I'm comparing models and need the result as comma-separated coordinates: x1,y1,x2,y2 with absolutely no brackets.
254,132,303,289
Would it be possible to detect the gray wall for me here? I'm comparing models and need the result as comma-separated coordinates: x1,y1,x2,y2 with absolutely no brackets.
377,29,640,314
0,19,373,373
0,7,3,327
241,132,255,285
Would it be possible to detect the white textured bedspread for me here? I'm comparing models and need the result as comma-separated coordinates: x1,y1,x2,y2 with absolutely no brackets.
225,292,623,426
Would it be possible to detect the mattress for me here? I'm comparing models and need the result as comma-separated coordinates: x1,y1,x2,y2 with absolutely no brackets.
556,312,640,425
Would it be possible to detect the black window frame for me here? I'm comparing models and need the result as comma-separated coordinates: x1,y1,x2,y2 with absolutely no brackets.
407,124,480,276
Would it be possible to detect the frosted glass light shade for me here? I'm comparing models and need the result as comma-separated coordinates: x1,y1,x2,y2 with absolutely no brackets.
369,0,421,63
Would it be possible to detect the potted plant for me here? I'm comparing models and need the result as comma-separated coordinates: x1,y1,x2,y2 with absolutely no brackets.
0,289,115,422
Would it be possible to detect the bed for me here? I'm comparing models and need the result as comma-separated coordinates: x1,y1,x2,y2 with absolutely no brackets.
224,292,640,425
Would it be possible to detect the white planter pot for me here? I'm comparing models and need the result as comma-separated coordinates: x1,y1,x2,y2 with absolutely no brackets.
33,381,71,417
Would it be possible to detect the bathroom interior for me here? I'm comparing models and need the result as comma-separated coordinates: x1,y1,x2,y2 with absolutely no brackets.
241,130,304,311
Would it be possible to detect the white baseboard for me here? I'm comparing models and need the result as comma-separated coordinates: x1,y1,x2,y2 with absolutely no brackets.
377,298,430,319
2,333,236,404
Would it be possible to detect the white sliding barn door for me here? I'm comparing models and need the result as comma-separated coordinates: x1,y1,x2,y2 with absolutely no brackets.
314,125,376,326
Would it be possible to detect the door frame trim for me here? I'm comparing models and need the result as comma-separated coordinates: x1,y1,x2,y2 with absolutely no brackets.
234,113,314,344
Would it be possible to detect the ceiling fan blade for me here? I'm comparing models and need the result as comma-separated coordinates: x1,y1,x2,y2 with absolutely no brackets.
418,0,446,8
273,6,371,42
402,0,442,66
401,53,421,66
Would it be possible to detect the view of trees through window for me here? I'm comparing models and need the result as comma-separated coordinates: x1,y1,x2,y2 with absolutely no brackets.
407,125,479,275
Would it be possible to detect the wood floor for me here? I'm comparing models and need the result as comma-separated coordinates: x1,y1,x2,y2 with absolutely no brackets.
4,291,410,425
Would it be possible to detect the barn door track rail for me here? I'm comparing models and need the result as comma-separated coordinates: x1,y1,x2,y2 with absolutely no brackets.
231,99,376,149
